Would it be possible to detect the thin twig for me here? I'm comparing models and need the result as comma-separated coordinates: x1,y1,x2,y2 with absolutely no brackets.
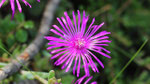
117,0,132,15
92,4,112,17
0,0,61,80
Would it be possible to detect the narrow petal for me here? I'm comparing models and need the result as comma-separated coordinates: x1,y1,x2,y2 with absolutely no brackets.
88,50,104,68
91,81,98,84
73,54,79,75
76,75,87,84
0,0,6,8
64,12,75,34
47,45,62,50
52,25,65,35
77,10,81,32
50,29,65,38
92,46,111,53
37,0,40,2
84,76,93,84
81,53,90,76
86,25,98,39
51,50,68,59
85,54,99,72
57,17,70,35
72,11,77,32
87,22,104,39
61,17,73,36
16,0,22,13
94,40,111,44
61,52,74,69
51,48,67,53
91,49,111,58
91,36,109,41
54,52,70,65
81,11,88,36
91,31,111,39
22,0,32,8
48,42,68,47
77,55,81,77
10,0,15,18
44,36,66,42
84,18,95,37
92,44,109,46
66,54,75,72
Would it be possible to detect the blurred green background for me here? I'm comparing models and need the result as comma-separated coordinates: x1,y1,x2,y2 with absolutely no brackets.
0,0,150,84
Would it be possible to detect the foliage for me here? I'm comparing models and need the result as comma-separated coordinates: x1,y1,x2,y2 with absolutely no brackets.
0,0,150,84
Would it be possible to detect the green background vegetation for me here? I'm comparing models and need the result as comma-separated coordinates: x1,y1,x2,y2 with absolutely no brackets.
0,0,150,84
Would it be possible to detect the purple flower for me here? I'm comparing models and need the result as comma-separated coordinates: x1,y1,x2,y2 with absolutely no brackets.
74,75,97,84
0,0,40,18
45,10,111,77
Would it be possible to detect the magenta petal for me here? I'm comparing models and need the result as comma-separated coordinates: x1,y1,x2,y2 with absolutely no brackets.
73,54,78,75
52,25,65,35
84,76,93,84
0,0,6,8
51,48,67,54
50,29,65,38
88,50,104,68
75,75,97,84
85,54,99,73
61,53,74,69
77,10,81,32
81,54,90,76
54,52,70,65
91,31,111,39
91,81,98,84
66,54,75,72
22,0,32,8
16,0,22,13
44,36,66,42
10,0,15,18
37,0,40,2
77,55,81,77
92,48,111,58
87,22,105,39
51,50,68,59
72,11,77,32
84,18,95,37
64,11,75,34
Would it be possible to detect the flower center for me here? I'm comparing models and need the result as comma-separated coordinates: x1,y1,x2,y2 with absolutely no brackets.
73,38,86,49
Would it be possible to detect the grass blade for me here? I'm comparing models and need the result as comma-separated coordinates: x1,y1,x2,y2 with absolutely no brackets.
109,39,148,84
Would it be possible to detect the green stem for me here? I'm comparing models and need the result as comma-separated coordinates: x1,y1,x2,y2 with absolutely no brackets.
109,39,148,84
34,75,48,84
0,45,40,81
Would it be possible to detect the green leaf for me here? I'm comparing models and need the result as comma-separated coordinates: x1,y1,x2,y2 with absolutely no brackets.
0,15,17,34
21,71,49,80
0,39,5,53
122,9,150,28
15,29,28,43
138,57,150,66
61,74,75,84
0,39,4,47
0,62,7,68
48,70,55,79
139,71,149,81
6,34,15,48
15,13,25,22
24,21,34,29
